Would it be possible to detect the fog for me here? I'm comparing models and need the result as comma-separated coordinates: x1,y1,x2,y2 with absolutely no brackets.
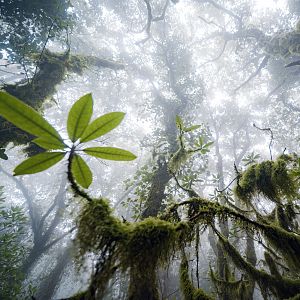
1,1,300,299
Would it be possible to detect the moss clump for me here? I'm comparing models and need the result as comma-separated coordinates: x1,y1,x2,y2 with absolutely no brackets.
234,156,298,204
1,50,124,155
261,223,300,272
76,198,127,258
76,200,182,300
125,218,178,300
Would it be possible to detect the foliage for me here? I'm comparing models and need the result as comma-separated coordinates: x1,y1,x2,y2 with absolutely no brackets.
0,186,28,299
242,152,261,166
0,91,136,188
169,117,213,174
0,0,73,61
2,86,300,300
123,163,156,220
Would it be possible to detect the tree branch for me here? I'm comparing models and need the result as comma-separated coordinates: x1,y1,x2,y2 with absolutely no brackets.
234,55,269,92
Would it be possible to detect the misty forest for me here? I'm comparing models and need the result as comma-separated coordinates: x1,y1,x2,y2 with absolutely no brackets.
2,0,300,299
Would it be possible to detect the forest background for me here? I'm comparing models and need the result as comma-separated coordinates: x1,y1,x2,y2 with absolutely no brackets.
1,0,300,299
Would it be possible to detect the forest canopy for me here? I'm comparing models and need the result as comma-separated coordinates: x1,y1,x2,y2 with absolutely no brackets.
1,0,300,300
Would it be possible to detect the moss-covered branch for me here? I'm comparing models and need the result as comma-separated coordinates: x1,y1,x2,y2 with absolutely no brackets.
215,229,300,299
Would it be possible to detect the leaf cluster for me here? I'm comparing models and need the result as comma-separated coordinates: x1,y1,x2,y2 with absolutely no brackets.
0,92,136,189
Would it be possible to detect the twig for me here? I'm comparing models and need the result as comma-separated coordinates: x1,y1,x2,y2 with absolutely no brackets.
201,0,242,27
234,55,269,92
200,40,228,67
171,171,199,197
67,146,93,202
199,15,223,29
137,0,170,44
31,20,55,83
253,123,274,160
217,175,238,193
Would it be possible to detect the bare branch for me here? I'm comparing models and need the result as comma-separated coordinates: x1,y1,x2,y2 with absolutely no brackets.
153,0,170,21
198,15,223,29
43,227,76,252
234,55,269,92
285,60,300,68
200,40,228,67
253,123,274,160
31,20,55,83
137,0,170,44
265,79,286,100
200,0,242,27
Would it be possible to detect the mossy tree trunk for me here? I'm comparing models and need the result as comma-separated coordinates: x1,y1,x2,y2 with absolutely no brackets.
1,50,124,154
128,266,159,300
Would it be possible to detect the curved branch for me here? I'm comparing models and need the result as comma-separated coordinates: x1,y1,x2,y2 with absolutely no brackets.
234,55,269,92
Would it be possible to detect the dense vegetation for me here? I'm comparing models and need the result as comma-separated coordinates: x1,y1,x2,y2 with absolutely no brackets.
1,1,300,300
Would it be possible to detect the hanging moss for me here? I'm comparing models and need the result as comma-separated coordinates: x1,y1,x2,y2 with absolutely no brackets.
76,199,184,300
234,156,298,204
264,252,282,279
125,218,178,300
76,198,127,259
261,222,300,272
217,232,300,299
180,252,214,300
209,266,253,300
72,171,299,300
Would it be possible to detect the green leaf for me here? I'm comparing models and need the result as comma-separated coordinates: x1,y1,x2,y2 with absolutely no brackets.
71,154,92,189
175,115,183,128
0,149,8,160
84,147,137,161
80,112,125,143
67,93,93,142
203,141,214,148
0,91,62,142
183,125,201,132
14,152,65,175
32,137,66,150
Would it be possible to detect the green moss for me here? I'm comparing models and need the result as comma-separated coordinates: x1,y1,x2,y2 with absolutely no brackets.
180,252,214,300
76,198,127,258
210,266,252,300
125,218,178,300
76,201,182,300
264,252,281,279
218,233,300,299
234,156,298,204
261,223,300,272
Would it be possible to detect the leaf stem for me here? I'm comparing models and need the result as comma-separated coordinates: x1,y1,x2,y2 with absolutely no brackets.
67,145,93,202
